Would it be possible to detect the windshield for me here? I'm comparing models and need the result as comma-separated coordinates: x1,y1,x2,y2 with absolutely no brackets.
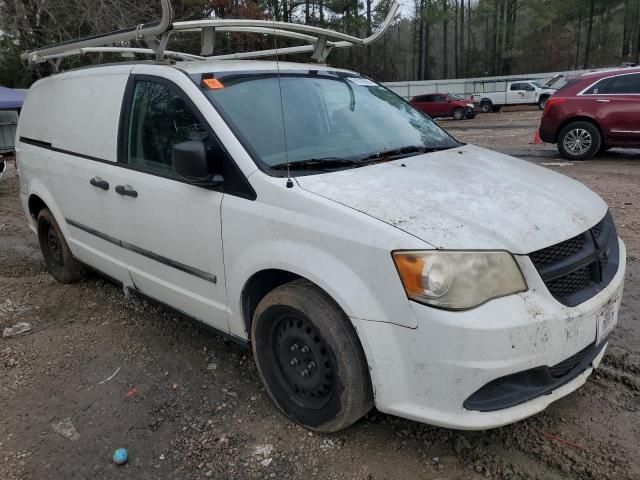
529,81,541,88
195,71,460,171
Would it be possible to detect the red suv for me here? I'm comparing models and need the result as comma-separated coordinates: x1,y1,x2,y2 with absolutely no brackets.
539,68,640,160
410,93,475,120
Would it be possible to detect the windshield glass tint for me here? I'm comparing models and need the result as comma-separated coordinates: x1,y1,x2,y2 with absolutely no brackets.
198,73,459,168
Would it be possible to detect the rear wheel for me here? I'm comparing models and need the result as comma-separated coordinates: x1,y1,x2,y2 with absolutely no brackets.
557,121,601,160
251,279,373,432
480,101,493,113
452,107,465,120
37,208,86,283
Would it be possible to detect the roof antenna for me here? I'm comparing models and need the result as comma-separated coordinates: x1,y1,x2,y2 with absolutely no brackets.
271,2,293,189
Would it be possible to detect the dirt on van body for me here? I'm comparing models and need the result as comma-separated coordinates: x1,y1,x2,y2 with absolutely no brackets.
1,109,639,480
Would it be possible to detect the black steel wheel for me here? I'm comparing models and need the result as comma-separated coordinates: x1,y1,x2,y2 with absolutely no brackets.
37,208,86,284
269,309,335,409
252,279,373,432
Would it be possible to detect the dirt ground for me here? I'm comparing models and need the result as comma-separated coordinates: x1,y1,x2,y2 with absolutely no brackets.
1,109,639,480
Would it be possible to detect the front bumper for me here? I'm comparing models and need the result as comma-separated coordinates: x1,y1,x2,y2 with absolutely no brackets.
353,237,626,430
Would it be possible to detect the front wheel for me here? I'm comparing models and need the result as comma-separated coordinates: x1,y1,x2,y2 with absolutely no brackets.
538,95,550,110
452,107,465,120
251,280,373,432
557,121,601,160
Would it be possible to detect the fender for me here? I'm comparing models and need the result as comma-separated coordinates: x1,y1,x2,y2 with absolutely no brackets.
226,238,419,339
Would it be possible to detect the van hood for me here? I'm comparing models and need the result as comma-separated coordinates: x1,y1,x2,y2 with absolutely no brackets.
295,145,607,254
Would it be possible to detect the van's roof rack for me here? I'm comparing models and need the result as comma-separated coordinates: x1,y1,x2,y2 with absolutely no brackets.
22,0,399,71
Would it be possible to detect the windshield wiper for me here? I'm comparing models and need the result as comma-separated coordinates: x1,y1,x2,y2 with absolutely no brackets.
270,157,359,171
359,145,453,163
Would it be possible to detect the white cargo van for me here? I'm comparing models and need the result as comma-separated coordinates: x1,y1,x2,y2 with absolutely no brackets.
15,2,625,432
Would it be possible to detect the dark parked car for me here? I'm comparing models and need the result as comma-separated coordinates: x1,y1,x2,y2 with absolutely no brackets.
409,93,475,120
539,67,640,160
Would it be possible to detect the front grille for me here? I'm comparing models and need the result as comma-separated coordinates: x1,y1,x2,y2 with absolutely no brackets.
546,266,591,297
529,234,585,267
549,343,594,378
529,211,618,307
592,217,606,239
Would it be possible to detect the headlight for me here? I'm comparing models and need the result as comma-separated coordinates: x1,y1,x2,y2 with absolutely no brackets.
392,251,527,310
466,103,474,108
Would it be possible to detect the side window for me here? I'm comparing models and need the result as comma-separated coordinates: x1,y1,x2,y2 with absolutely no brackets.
127,80,213,176
584,77,615,95
510,83,522,91
422,95,434,103
603,74,640,94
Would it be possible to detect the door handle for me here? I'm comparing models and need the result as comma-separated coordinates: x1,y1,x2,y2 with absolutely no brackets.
115,185,138,198
90,176,109,190
596,99,610,103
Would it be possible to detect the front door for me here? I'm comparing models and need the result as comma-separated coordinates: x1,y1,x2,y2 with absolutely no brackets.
110,76,229,332
507,83,534,104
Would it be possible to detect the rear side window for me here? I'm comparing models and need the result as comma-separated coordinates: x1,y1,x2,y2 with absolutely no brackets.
510,83,524,91
584,74,640,95
127,80,211,175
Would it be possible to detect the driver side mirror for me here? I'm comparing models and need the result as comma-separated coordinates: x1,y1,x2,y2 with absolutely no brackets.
173,140,224,186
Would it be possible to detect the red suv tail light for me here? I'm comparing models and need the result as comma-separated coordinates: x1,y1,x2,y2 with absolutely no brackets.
543,96,566,115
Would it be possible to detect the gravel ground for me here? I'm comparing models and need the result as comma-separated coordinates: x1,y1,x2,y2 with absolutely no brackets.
1,109,639,480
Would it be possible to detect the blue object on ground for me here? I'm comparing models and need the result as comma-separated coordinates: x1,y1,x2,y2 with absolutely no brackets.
113,448,128,465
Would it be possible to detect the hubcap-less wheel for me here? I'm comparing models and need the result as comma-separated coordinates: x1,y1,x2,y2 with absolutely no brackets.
453,108,465,120
37,208,86,284
563,128,592,156
47,228,64,266
272,313,334,409
252,280,373,432
481,103,492,113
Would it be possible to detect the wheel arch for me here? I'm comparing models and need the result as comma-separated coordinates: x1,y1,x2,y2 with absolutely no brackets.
555,116,603,144
25,182,68,238
241,268,302,338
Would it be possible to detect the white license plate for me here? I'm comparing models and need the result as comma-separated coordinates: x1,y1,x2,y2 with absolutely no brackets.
596,295,618,345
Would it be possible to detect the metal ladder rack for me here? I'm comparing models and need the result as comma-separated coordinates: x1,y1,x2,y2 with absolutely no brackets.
22,0,399,70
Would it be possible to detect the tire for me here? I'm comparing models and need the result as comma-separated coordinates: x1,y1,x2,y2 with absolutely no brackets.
480,101,493,113
452,107,465,120
37,208,86,283
251,279,373,433
556,121,601,160
538,95,550,110
599,144,612,153
492,105,502,113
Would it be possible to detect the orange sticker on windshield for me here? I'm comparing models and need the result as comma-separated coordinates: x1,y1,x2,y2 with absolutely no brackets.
203,78,224,90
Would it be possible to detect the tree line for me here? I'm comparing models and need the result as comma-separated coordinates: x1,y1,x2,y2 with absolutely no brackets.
1,0,639,88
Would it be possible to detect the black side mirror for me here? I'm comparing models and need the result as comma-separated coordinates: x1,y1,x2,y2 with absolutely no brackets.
173,140,224,186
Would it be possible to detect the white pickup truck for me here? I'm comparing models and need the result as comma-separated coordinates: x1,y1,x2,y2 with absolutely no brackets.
472,81,556,113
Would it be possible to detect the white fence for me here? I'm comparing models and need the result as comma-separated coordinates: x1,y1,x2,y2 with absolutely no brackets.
382,69,596,99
